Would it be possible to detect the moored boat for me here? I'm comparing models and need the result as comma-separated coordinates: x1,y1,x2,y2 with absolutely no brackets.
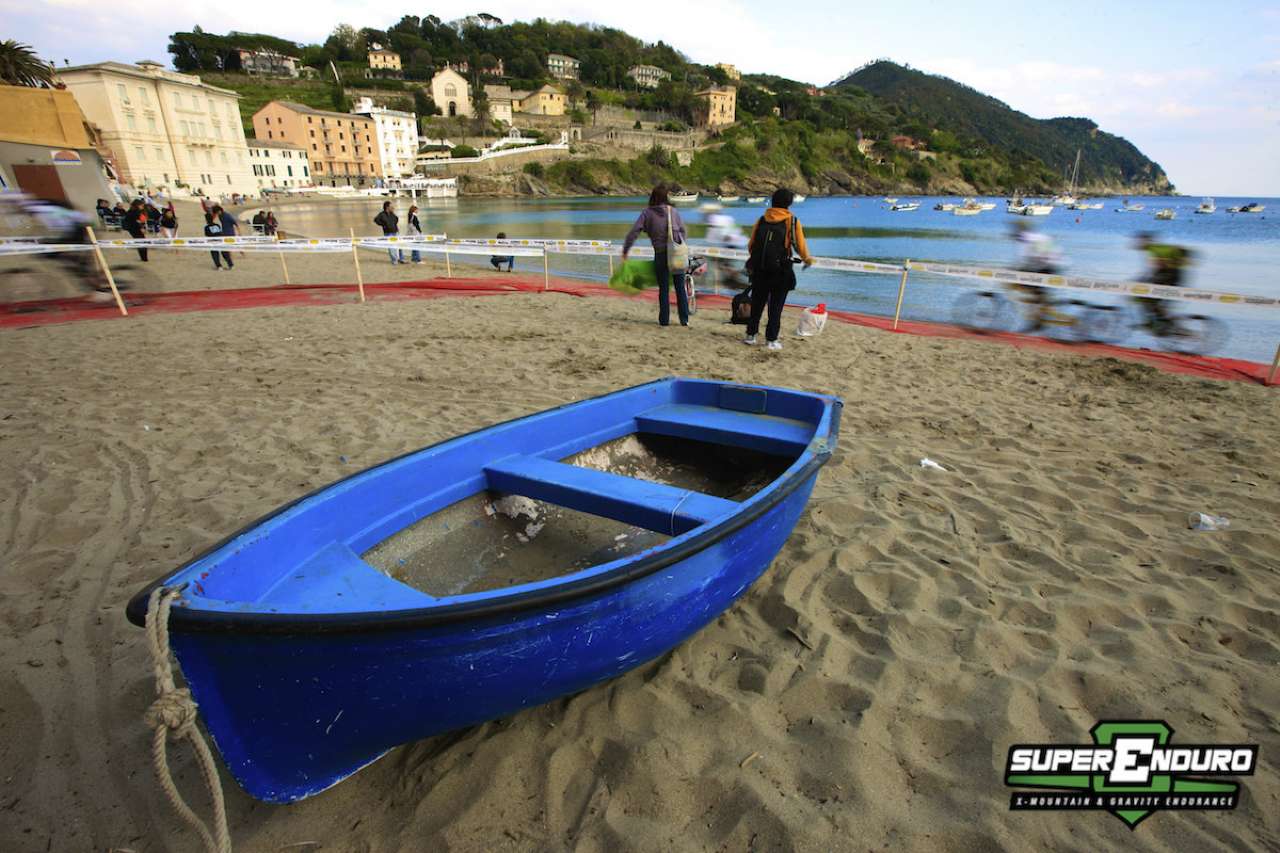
1228,202,1265,213
1116,200,1145,212
883,197,898,204
746,196,766,203
934,201,957,211
716,195,740,203
126,378,841,804
890,202,920,211
670,192,699,204
1195,197,1216,214
1154,208,1176,220
793,194,807,202
1020,203,1054,216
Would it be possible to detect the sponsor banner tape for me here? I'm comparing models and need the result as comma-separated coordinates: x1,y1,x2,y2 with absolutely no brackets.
423,242,545,258
355,234,448,247
0,242,96,256
98,236,279,248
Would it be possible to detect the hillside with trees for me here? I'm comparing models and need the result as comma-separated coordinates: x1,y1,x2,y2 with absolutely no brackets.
165,19,1171,196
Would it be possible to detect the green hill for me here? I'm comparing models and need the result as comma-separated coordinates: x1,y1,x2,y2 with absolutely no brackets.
834,61,1171,193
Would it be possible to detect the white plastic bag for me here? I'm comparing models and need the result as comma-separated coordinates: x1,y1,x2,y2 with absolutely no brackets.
796,304,828,337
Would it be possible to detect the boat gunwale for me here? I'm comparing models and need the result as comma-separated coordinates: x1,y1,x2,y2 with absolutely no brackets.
125,378,840,635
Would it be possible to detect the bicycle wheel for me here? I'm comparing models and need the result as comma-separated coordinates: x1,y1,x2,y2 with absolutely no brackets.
1076,304,1128,345
1164,315,1229,355
952,290,1016,333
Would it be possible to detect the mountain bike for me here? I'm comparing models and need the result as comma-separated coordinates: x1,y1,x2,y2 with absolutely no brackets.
952,286,1125,343
1128,301,1229,355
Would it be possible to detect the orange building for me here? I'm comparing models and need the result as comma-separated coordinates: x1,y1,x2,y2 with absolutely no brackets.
252,101,381,187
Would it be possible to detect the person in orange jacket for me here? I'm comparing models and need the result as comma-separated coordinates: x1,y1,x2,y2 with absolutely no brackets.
743,188,814,350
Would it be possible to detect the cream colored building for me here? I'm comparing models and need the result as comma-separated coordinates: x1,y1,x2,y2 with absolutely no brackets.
247,139,310,189
430,68,472,118
627,65,671,89
58,60,256,197
546,54,580,80
368,47,403,77
716,63,741,81
238,49,300,78
518,85,567,116
696,86,737,127
483,85,515,125
351,97,418,178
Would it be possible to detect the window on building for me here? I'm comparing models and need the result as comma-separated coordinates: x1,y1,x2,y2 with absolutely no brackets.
338,132,344,140
192,95,199,110
309,129,315,138
267,130,272,139
203,150,212,166
172,92,181,108
227,175,232,184
312,144,317,151
117,83,128,102
220,151,227,164
341,145,346,152
154,146,164,160
147,116,158,133
180,120,189,136
137,86,148,104
134,145,145,160
287,165,293,176
126,114,137,131
303,166,309,177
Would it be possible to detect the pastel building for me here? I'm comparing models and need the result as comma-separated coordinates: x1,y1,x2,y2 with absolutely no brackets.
247,140,310,189
367,47,403,78
483,85,515,125
58,60,256,196
252,101,380,187
351,97,418,178
238,49,300,78
695,86,737,127
430,68,472,118
0,83,113,210
627,65,671,89
519,85,567,116
546,54,580,80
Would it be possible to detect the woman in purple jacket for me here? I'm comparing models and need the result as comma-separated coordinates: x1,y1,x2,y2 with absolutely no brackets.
622,184,690,326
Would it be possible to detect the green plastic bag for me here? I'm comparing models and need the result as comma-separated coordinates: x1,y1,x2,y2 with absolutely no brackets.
608,258,658,295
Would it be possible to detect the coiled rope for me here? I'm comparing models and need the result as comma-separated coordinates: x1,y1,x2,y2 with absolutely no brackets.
143,587,232,853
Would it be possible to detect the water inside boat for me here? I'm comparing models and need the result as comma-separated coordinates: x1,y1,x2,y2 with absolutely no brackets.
363,434,793,596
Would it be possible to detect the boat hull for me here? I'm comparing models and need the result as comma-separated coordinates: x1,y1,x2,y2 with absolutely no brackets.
128,377,840,803
169,472,818,802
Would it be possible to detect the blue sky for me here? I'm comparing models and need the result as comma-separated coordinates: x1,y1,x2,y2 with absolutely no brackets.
7,0,1279,194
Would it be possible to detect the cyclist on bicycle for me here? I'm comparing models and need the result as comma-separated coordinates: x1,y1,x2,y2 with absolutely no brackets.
1010,221,1061,332
1133,232,1192,336
21,197,123,297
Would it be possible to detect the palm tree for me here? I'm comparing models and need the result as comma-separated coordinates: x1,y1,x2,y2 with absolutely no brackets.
0,40,55,87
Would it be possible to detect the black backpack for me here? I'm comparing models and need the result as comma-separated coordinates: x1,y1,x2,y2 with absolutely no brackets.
749,216,795,276
730,286,753,324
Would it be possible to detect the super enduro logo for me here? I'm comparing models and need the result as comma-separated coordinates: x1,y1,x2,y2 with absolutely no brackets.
1004,720,1258,829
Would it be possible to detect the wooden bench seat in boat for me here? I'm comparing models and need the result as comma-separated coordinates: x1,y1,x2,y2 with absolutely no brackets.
484,455,738,535
633,404,814,457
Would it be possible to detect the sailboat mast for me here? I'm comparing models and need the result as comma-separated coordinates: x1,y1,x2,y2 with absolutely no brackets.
1069,149,1081,194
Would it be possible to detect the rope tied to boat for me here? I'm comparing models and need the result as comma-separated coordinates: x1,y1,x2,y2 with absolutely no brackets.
144,586,232,853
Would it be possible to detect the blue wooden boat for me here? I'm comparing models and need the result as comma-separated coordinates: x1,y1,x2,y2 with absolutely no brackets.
126,378,841,803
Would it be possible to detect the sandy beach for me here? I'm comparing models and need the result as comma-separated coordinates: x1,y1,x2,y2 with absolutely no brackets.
1,278,1278,851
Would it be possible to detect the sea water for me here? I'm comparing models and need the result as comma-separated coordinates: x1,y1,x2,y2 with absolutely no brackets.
276,195,1280,362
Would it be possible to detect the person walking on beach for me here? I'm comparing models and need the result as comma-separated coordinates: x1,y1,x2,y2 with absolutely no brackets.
374,201,404,264
122,199,149,261
204,212,233,270
622,185,690,326
405,204,423,264
158,204,178,238
743,188,813,350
